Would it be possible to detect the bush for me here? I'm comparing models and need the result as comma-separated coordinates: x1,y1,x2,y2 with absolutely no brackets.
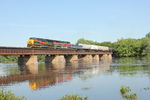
0,89,25,100
59,94,88,100
0,55,18,63
120,86,137,100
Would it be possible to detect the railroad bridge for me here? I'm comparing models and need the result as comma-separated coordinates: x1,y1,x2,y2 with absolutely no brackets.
0,47,112,69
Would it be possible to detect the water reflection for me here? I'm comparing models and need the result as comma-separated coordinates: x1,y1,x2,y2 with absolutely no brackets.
1,57,150,100
111,57,150,76
1,57,150,88
45,62,66,70
0,60,111,90
29,73,73,90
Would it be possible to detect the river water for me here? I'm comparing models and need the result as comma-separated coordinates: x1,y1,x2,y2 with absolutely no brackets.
0,57,150,100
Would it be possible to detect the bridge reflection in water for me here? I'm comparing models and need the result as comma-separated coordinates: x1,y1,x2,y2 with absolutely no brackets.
0,60,111,90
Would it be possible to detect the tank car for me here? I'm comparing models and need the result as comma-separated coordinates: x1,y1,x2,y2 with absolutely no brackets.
78,43,110,52
98,46,109,51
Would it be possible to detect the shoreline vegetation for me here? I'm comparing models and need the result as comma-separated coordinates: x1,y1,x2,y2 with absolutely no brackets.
1,86,140,100
0,88,88,100
0,89,25,100
0,32,150,63
120,86,138,100
0,55,45,63
77,32,150,57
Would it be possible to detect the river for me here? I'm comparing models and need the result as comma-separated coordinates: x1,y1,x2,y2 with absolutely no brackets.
0,57,150,100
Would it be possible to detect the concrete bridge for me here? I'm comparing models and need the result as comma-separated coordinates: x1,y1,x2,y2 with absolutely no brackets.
0,47,112,68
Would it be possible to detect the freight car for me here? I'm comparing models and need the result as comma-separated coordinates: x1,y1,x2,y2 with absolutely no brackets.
71,44,83,49
78,44,110,51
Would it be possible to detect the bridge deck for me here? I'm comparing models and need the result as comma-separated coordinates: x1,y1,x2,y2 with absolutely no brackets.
0,47,112,55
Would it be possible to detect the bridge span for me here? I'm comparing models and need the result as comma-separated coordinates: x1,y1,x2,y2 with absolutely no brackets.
0,47,112,55
0,46,112,69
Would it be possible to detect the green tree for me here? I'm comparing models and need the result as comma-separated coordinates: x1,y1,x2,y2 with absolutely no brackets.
145,32,150,38
76,32,150,57
141,38,150,55
76,38,100,45
99,41,114,48
113,38,142,57
0,55,18,63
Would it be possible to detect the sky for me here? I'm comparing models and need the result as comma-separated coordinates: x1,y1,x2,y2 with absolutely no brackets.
0,0,150,47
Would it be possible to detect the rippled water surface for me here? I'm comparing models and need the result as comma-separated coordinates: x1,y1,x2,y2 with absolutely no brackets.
0,57,150,100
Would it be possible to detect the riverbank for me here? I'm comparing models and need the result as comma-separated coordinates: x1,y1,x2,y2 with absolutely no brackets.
0,55,45,63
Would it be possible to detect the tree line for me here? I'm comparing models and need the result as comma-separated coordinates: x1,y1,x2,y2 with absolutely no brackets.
77,32,150,57
0,32,150,63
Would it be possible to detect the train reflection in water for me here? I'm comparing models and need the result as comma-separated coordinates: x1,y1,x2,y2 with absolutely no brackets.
0,60,111,90
29,73,73,90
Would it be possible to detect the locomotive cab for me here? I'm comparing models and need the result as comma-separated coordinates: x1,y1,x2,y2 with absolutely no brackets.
27,38,35,47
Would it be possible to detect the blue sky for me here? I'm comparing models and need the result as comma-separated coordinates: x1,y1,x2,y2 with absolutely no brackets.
0,0,150,47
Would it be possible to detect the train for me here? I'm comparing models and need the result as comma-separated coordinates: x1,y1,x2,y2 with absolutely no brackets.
27,37,111,52
27,37,71,48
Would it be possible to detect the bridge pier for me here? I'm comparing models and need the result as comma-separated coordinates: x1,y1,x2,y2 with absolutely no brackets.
99,54,107,60
65,55,78,63
18,55,38,66
79,55,93,62
18,55,38,74
92,55,100,61
108,54,112,60
100,54,112,61
45,55,66,69
17,53,112,70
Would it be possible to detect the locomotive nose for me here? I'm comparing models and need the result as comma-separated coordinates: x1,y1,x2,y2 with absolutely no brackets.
28,40,34,45
27,40,34,47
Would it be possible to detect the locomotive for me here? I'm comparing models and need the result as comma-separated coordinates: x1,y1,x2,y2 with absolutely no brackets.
27,37,71,48
27,37,111,52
